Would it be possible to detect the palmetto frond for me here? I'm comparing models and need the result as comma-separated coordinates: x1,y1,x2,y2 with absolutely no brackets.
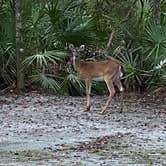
60,72,85,96
31,73,61,93
143,21,166,65
23,50,68,68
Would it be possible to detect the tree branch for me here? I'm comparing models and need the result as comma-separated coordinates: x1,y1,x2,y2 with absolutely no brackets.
106,0,137,50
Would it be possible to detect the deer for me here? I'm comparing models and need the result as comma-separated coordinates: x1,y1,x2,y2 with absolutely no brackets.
69,44,124,114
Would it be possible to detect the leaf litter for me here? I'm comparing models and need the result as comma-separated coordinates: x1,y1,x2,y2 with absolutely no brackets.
0,92,166,165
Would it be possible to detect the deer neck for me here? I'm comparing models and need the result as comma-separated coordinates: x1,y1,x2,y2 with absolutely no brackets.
73,56,80,71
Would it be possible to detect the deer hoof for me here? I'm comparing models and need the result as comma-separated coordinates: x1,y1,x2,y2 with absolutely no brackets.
84,106,90,112
119,108,123,113
100,111,106,115
100,109,106,115
100,106,107,114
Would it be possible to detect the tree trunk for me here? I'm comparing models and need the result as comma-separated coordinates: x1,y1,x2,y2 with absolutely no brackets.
15,0,24,93
152,0,161,25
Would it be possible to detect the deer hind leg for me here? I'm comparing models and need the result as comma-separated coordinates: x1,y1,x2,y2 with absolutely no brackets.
114,79,124,113
84,79,91,112
101,78,115,114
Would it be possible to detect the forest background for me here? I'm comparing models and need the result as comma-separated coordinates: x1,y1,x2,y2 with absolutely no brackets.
0,0,165,96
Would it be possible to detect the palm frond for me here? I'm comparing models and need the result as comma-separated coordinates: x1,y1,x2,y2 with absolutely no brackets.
31,73,60,92
61,72,85,96
143,21,166,65
23,50,68,68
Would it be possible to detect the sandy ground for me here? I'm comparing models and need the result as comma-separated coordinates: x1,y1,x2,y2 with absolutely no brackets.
0,93,166,166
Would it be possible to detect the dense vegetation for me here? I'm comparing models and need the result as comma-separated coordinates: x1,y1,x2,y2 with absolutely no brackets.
0,0,166,95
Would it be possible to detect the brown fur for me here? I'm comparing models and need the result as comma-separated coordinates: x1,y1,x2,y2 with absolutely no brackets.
69,44,124,114
77,60,120,79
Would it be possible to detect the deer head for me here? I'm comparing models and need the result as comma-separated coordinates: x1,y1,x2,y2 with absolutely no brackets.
69,44,85,71
69,44,85,59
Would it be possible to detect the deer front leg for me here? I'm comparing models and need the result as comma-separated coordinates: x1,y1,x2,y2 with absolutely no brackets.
101,79,115,114
84,79,91,112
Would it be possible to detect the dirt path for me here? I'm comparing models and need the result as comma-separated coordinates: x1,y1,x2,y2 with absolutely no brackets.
0,93,166,166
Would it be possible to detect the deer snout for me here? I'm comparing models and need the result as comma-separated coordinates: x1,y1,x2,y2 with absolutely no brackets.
72,51,80,58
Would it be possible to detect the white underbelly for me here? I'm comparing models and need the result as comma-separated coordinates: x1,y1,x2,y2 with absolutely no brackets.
93,76,104,81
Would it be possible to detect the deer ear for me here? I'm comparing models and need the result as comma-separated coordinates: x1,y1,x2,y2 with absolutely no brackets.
69,44,74,50
80,45,85,51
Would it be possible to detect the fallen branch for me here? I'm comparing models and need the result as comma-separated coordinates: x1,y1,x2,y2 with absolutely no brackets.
0,83,16,95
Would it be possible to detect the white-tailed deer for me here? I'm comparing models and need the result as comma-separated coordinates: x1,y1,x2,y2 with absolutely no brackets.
69,44,124,114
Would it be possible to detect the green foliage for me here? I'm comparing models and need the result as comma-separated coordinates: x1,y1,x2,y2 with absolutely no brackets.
143,22,166,66
115,47,146,90
23,49,68,93
115,16,166,91
23,50,67,67
0,0,15,88
0,0,165,94
31,73,61,93
140,19,166,91
146,59,166,91
61,72,85,96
